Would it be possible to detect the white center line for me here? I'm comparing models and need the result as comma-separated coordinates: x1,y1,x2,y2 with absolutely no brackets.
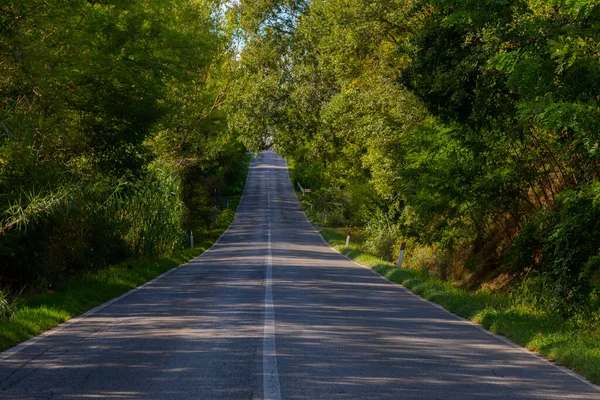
263,161,281,400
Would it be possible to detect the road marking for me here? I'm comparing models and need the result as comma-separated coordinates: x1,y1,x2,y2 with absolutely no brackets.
263,161,281,400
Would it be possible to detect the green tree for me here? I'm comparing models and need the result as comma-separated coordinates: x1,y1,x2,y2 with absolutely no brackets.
0,0,246,288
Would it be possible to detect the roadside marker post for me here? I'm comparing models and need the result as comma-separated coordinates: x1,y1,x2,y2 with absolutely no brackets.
190,231,194,248
296,182,311,197
397,242,406,268
345,230,351,248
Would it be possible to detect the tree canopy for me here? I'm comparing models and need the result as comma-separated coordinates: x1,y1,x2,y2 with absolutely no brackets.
1,0,244,286
2,0,599,315
229,0,600,315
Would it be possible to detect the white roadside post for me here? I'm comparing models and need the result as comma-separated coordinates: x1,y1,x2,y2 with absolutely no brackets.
190,230,194,248
397,241,406,268
296,182,311,197
345,230,351,248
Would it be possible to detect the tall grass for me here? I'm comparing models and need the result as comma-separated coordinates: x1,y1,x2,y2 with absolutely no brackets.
0,203,239,352
121,165,184,258
0,156,250,352
0,290,17,321
0,163,186,288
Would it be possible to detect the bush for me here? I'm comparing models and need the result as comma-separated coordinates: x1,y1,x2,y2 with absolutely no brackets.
0,182,130,287
511,181,600,316
121,165,184,258
0,164,185,288
364,210,398,262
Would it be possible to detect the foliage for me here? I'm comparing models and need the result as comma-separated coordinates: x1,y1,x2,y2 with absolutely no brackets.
230,0,600,316
513,182,600,315
0,0,247,290
2,0,600,351
0,290,18,321
0,198,244,352
120,165,184,259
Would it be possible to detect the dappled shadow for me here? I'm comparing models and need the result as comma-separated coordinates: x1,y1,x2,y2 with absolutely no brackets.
0,151,597,399
0,155,275,399
263,151,599,399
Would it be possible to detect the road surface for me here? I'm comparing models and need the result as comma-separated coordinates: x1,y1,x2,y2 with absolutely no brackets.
0,151,598,399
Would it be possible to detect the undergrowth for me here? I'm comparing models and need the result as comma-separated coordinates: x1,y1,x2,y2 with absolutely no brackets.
0,172,247,352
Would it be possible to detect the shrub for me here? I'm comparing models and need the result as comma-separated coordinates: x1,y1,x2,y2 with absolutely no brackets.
511,181,600,316
364,210,398,262
0,290,17,321
121,165,184,258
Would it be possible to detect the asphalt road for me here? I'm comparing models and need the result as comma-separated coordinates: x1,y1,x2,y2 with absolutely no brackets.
0,151,598,399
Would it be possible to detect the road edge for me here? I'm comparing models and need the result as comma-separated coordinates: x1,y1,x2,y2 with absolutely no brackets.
282,157,600,394
0,156,255,362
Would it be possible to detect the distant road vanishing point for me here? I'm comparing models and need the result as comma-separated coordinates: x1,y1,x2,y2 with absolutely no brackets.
0,151,598,399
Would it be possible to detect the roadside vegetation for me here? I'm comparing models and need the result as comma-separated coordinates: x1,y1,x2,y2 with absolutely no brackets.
318,227,600,385
1,1,251,347
0,166,248,352
1,1,247,292
2,0,600,380
231,0,600,381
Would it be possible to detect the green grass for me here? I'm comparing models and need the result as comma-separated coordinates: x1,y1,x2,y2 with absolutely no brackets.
0,166,249,353
319,228,600,386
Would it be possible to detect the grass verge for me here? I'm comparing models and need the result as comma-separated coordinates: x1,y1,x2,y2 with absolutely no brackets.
319,227,600,386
